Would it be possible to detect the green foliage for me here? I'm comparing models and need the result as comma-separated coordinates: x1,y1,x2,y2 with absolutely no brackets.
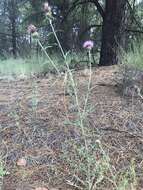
0,160,7,178
61,138,113,189
0,58,36,77
0,57,46,78
124,43,143,69
0,51,91,78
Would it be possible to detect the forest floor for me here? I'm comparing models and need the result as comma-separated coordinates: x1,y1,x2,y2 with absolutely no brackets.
0,65,143,190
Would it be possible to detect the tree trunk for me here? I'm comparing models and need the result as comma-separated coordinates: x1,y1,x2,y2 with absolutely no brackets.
99,0,127,66
11,17,17,58
59,0,70,50
79,4,88,47
8,0,17,58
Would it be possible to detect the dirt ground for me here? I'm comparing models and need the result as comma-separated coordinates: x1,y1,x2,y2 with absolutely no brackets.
0,66,143,190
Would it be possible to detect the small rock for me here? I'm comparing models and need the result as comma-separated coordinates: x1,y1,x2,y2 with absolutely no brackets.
17,158,27,166
35,187,49,190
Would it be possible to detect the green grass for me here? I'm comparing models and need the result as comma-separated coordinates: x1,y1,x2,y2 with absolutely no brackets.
0,51,97,79
0,53,90,78
124,43,143,70
0,56,49,78
0,161,7,178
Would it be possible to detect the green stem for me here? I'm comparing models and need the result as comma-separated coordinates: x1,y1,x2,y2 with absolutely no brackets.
49,19,66,60
49,18,92,189
37,39,61,76
82,50,92,118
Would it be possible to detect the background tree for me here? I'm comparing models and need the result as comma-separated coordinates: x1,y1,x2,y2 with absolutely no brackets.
0,0,143,64
99,0,127,66
8,0,18,58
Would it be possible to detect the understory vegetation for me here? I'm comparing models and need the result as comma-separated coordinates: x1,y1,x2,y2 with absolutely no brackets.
0,37,143,190
1,42,143,78
0,1,143,190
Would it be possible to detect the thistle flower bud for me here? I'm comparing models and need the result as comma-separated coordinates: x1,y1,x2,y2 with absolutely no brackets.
32,31,39,39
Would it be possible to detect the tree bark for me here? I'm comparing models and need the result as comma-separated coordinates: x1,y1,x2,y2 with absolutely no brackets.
79,4,89,47
11,17,17,58
99,0,127,66
8,0,17,58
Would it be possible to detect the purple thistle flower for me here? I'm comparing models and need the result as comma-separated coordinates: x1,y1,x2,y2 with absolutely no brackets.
27,24,37,34
43,2,50,12
83,40,94,50
43,2,52,17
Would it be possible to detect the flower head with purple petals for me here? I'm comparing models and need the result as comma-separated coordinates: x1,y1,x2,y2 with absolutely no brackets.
27,24,37,34
43,2,52,17
43,2,50,12
83,40,94,50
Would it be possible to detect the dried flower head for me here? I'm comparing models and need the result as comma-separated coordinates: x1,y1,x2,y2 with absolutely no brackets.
27,24,37,34
83,40,94,50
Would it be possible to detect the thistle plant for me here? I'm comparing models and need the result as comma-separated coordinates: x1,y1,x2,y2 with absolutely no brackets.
27,3,115,190
51,10,91,189
27,22,60,75
27,3,102,189
82,41,94,117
